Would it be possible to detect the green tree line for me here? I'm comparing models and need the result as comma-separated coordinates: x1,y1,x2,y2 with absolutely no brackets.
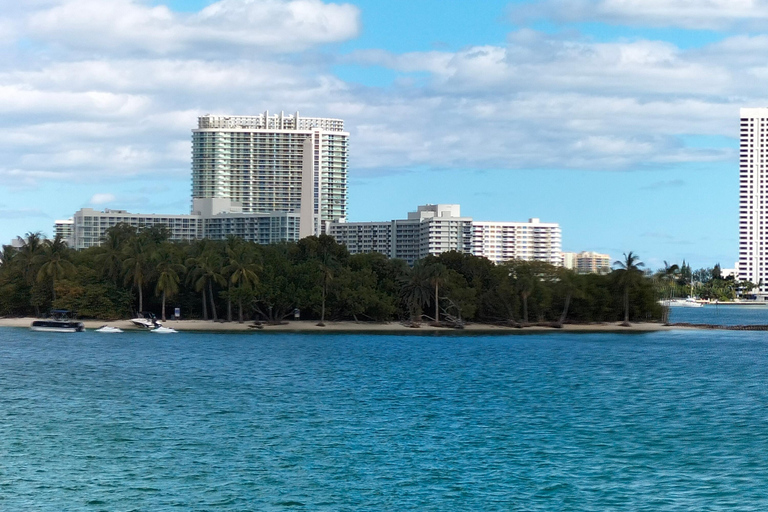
0,225,663,324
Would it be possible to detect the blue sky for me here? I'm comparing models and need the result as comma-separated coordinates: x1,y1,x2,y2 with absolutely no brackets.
2,0,767,270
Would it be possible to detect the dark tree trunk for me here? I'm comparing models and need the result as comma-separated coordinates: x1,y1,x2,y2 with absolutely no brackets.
208,281,218,321
201,290,208,320
558,293,571,327
227,283,232,322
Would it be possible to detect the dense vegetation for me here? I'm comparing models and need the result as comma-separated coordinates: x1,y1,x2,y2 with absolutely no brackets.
0,225,664,324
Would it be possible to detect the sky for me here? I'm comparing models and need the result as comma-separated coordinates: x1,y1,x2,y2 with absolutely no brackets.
1,0,766,270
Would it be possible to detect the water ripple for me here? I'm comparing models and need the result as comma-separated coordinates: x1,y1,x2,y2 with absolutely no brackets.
1,328,768,510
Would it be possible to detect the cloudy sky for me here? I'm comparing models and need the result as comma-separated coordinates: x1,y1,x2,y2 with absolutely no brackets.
0,0,763,269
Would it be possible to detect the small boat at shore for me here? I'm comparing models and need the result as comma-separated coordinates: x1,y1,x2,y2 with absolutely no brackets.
130,312,162,329
30,310,85,333
95,325,123,333
151,326,178,334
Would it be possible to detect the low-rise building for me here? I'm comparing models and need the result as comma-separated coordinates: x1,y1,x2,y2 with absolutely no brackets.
562,251,611,274
69,199,301,249
330,204,473,266
331,205,561,266
472,218,562,266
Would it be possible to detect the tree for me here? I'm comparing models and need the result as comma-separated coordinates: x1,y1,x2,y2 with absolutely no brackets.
400,260,433,323
36,235,76,303
122,236,153,313
613,251,644,325
426,262,448,323
186,244,225,321
96,223,136,283
224,241,260,323
155,244,185,321
555,268,582,327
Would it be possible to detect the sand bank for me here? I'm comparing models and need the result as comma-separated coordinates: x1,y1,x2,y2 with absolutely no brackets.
0,317,692,333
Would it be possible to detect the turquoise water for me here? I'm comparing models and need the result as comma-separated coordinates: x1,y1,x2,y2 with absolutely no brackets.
2,327,768,510
670,305,768,325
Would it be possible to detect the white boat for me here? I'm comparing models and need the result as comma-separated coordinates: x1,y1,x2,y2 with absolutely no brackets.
95,325,123,333
659,297,704,308
30,310,85,332
151,326,178,334
130,312,162,329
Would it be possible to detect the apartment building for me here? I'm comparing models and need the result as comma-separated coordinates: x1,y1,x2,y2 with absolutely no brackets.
562,251,612,274
330,205,473,266
330,205,561,266
66,199,300,250
192,112,348,237
472,219,562,265
738,108,768,296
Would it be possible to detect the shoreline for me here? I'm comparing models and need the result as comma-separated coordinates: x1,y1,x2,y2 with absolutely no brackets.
0,317,695,333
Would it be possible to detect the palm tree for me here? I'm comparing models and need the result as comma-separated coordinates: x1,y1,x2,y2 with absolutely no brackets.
187,247,225,321
96,224,135,283
36,235,75,303
400,261,433,323
224,243,260,323
614,251,644,325
427,262,448,324
18,232,44,286
155,245,185,322
122,236,153,313
656,261,679,324
556,268,582,327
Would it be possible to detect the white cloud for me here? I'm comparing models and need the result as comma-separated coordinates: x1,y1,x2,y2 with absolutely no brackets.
27,0,360,54
89,193,116,205
512,0,768,30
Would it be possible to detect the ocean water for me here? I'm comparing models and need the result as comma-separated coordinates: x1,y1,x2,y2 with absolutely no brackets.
1,327,768,511
670,304,768,325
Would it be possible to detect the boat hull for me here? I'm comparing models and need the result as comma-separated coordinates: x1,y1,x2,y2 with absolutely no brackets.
30,321,85,333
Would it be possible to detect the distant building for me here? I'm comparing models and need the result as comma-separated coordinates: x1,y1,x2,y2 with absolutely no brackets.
69,199,301,250
53,218,74,244
562,251,611,274
472,219,562,266
192,112,348,237
330,204,473,266
71,208,204,249
738,108,768,297
330,205,562,266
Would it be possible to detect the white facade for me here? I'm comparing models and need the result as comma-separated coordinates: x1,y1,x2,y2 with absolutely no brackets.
70,203,300,250
330,204,473,266
738,108,768,295
72,209,204,249
54,218,74,244
472,219,562,265
331,205,561,266
192,112,348,237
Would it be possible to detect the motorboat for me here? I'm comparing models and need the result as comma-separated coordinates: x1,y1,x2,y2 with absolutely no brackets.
95,325,123,333
151,326,178,334
130,312,162,329
659,297,704,308
30,310,85,333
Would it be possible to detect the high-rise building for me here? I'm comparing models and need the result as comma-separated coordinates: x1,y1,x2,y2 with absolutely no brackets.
192,112,348,237
738,108,768,296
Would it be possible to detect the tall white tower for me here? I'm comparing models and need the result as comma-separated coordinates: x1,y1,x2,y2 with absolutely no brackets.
738,108,768,295
192,111,349,237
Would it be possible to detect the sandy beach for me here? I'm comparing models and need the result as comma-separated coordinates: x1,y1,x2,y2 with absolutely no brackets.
0,317,691,333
